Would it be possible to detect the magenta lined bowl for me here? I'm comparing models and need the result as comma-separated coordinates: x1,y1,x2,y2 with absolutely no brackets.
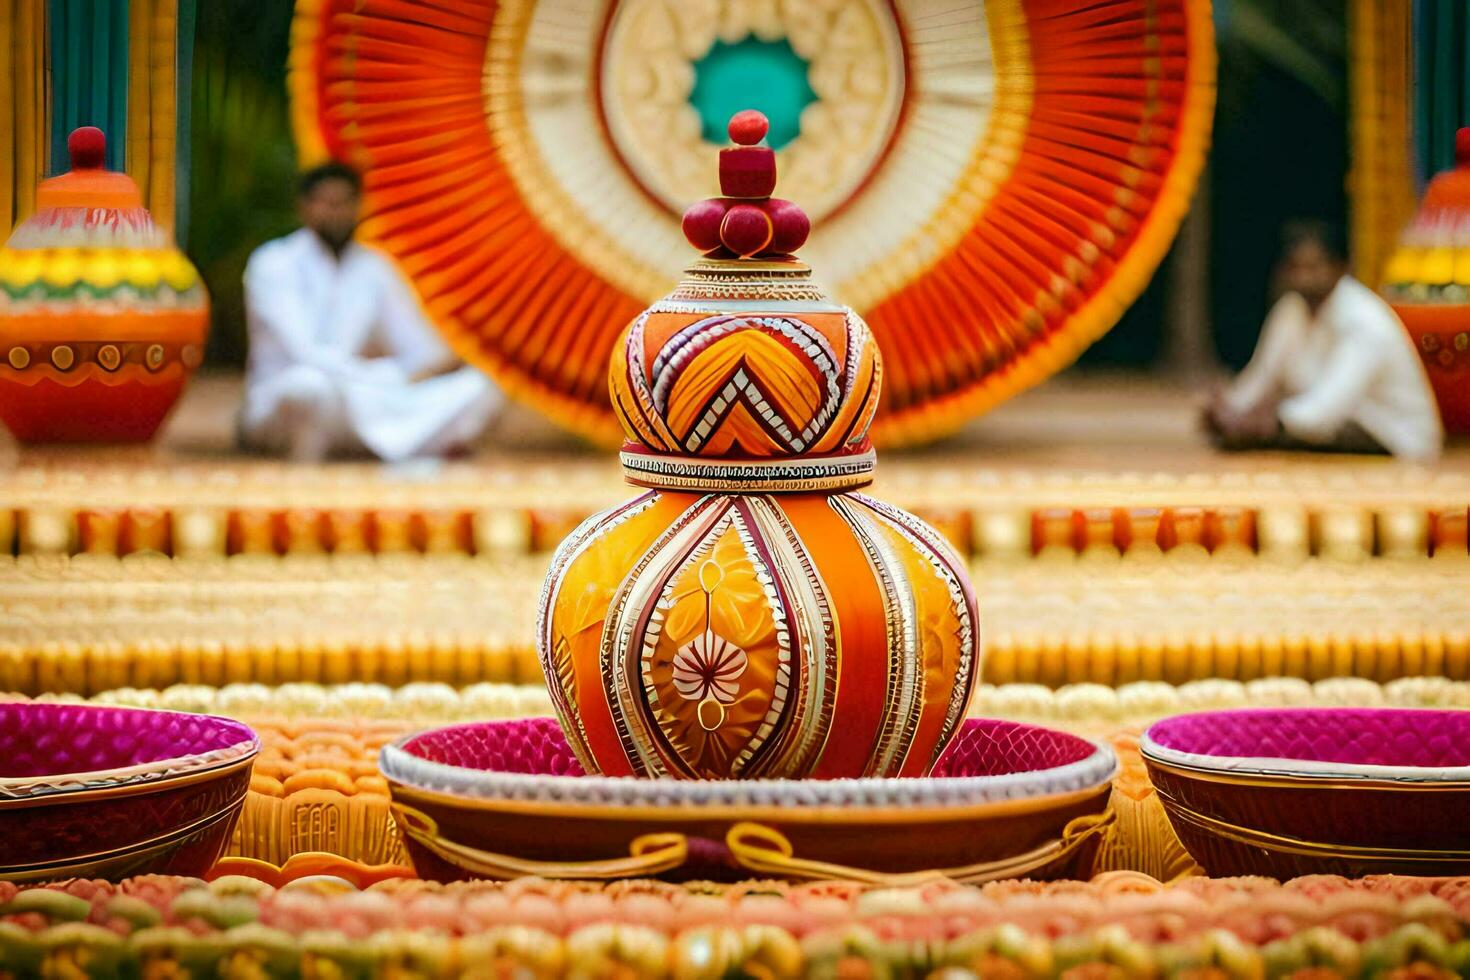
0,702,258,882
382,717,1116,883
1142,708,1470,878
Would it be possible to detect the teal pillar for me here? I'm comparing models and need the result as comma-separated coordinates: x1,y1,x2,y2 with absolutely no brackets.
689,38,817,150
1413,0,1470,184
175,0,196,244
48,0,131,173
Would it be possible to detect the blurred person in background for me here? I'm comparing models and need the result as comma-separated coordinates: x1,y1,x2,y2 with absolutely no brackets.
239,162,500,462
1203,219,1442,462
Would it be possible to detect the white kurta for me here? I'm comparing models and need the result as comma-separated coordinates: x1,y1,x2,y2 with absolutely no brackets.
242,229,499,462
1224,276,1443,462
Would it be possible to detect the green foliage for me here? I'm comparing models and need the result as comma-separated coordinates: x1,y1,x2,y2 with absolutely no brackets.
186,0,297,367
1414,0,1470,181
1216,0,1346,122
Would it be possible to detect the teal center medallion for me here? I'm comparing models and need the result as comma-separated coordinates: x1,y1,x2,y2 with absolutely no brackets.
689,37,818,150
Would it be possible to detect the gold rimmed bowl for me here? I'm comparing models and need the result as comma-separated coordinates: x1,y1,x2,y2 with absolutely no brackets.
0,702,258,882
1142,707,1470,878
381,717,1116,884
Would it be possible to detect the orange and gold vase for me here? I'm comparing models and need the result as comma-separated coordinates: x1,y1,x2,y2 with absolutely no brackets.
1383,127,1470,432
0,127,208,443
537,112,980,781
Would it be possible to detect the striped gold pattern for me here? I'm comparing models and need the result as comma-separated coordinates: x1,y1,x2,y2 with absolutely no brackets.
125,0,179,231
1348,0,1416,288
0,0,47,228
4,554,1468,695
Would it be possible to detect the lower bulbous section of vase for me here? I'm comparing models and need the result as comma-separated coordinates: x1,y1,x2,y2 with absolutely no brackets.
537,490,980,780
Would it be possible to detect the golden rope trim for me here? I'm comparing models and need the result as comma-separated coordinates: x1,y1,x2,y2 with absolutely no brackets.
723,811,1115,885
1161,795,1470,862
392,802,1115,884
393,802,690,880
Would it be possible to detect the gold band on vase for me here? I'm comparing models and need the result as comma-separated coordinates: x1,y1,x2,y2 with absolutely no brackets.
620,448,877,493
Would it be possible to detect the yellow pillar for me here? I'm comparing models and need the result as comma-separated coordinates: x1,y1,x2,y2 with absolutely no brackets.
1348,0,1417,289
125,0,178,232
0,0,48,228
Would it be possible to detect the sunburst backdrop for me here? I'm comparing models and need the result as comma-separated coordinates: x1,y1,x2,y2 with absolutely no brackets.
290,0,1215,446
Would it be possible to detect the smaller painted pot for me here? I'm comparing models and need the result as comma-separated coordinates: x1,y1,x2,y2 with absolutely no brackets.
381,716,1116,884
0,702,258,882
1392,303,1470,433
0,127,208,443
1381,128,1470,434
1142,707,1470,879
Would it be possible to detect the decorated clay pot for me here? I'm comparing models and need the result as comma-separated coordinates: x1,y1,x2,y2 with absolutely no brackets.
1392,306,1470,431
0,127,208,443
1383,127,1470,432
0,703,257,882
1143,708,1470,878
537,112,980,781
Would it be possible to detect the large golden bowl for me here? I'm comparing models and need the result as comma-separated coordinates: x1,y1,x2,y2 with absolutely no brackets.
381,717,1116,884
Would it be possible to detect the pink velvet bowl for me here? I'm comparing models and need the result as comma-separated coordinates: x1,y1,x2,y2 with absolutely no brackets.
0,702,258,882
381,717,1116,883
1142,707,1470,879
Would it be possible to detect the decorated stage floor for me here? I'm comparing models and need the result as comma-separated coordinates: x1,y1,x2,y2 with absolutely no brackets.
19,371,1470,476
4,374,1470,909
4,374,1469,699
5,374,1470,557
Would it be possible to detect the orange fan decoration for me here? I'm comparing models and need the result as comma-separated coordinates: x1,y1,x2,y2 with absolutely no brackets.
290,0,1214,445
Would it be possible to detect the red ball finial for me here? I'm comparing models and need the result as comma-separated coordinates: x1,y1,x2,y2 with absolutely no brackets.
720,205,774,257
681,199,727,252
728,110,769,146
1457,127,1470,168
680,110,809,258
68,127,107,170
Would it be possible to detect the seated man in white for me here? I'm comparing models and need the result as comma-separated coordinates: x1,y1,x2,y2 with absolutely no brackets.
240,162,500,462
1204,220,1442,462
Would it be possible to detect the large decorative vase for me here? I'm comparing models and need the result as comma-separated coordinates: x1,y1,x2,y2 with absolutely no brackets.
0,127,208,443
538,112,980,781
1383,127,1470,433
